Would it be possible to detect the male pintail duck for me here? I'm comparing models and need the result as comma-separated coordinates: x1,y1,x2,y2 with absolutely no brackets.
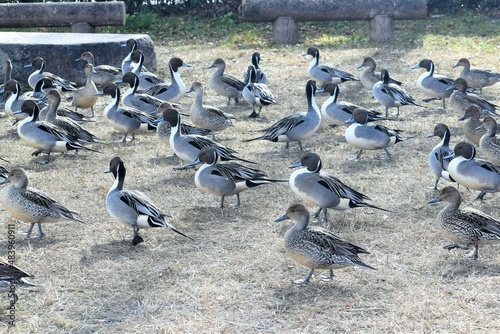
22,77,55,100
43,89,99,144
119,72,164,116
208,58,245,106
138,57,191,103
452,58,500,93
71,64,98,117
130,50,165,90
427,123,454,190
458,106,487,146
478,116,500,165
0,59,13,109
321,82,384,128
95,83,157,142
105,157,192,245
302,47,359,88
412,59,455,109
0,79,38,121
445,142,500,200
0,257,36,292
16,100,98,163
186,82,234,135
25,57,76,91
0,167,83,238
244,80,320,150
243,52,268,84
242,65,276,118
76,51,122,87
186,146,285,208
121,38,149,74
373,69,422,117
344,108,407,159
428,186,500,259
155,107,253,166
155,102,210,137
447,78,498,116
289,152,389,222
357,56,402,91
274,203,375,284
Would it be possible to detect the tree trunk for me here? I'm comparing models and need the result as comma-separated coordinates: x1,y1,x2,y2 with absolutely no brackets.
369,15,395,42
272,16,298,45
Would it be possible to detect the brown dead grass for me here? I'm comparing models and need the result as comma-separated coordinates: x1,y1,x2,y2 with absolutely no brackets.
0,20,499,334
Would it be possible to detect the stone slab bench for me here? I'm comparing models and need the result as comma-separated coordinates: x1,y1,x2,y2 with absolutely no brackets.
0,32,156,87
240,0,428,44
0,1,126,33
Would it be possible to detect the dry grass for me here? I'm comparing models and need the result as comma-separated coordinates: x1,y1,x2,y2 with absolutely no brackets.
1,17,500,333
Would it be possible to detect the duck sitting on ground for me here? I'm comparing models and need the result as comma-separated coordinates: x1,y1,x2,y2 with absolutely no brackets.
274,203,375,285
357,56,402,91
447,78,498,116
478,116,500,165
428,186,500,259
76,51,122,87
25,57,76,91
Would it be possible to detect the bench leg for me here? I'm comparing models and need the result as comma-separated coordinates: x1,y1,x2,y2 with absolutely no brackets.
71,22,96,33
369,15,394,42
272,16,298,45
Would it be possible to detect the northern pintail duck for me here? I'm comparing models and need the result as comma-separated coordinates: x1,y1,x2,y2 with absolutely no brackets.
71,64,98,117
96,83,157,142
76,51,122,87
302,47,358,88
445,142,500,200
25,57,76,91
0,167,83,238
121,38,148,74
186,146,285,208
138,57,191,103
412,59,455,109
16,100,98,163
22,77,54,100
244,80,320,150
130,50,165,90
344,108,406,159
447,78,498,116
186,82,234,135
208,58,245,106
156,107,252,165
0,59,13,109
242,65,276,118
427,123,454,189
452,58,500,93
243,52,268,84
0,79,37,121
357,56,402,91
373,69,421,117
478,116,500,165
458,106,487,146
428,186,500,259
119,72,164,116
155,102,210,137
289,152,388,222
43,89,99,144
274,203,375,284
0,257,36,292
321,82,384,128
105,157,191,245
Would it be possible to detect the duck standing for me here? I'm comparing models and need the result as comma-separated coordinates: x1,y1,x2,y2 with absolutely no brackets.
242,65,276,118
71,64,98,117
76,51,122,87
0,168,83,238
208,58,245,106
427,123,454,190
428,186,500,259
274,203,375,284
452,58,500,93
357,57,402,91
412,59,455,109
478,116,500,165
302,47,358,88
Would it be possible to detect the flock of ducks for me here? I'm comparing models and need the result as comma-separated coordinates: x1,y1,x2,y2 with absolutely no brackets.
0,40,499,287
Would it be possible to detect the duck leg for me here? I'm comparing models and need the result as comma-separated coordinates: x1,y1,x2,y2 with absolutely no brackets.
383,148,392,159
314,207,322,218
320,269,335,281
443,243,469,251
236,194,241,207
355,150,363,160
298,141,304,151
132,226,144,245
219,196,226,208
292,268,315,285
19,222,44,239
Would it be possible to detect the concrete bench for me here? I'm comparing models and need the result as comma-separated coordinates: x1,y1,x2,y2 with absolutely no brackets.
0,1,126,33
0,32,156,87
240,0,428,44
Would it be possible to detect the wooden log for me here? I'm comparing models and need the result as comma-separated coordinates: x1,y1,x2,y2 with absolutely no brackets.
272,17,298,45
241,0,427,22
0,2,126,28
369,15,394,42
71,22,96,34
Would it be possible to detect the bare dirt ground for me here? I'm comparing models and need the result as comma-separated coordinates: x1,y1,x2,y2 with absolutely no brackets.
0,20,499,333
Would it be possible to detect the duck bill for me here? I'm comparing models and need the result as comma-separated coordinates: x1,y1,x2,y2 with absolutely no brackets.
344,117,355,125
274,214,289,222
458,113,468,121
288,161,303,169
428,197,442,204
